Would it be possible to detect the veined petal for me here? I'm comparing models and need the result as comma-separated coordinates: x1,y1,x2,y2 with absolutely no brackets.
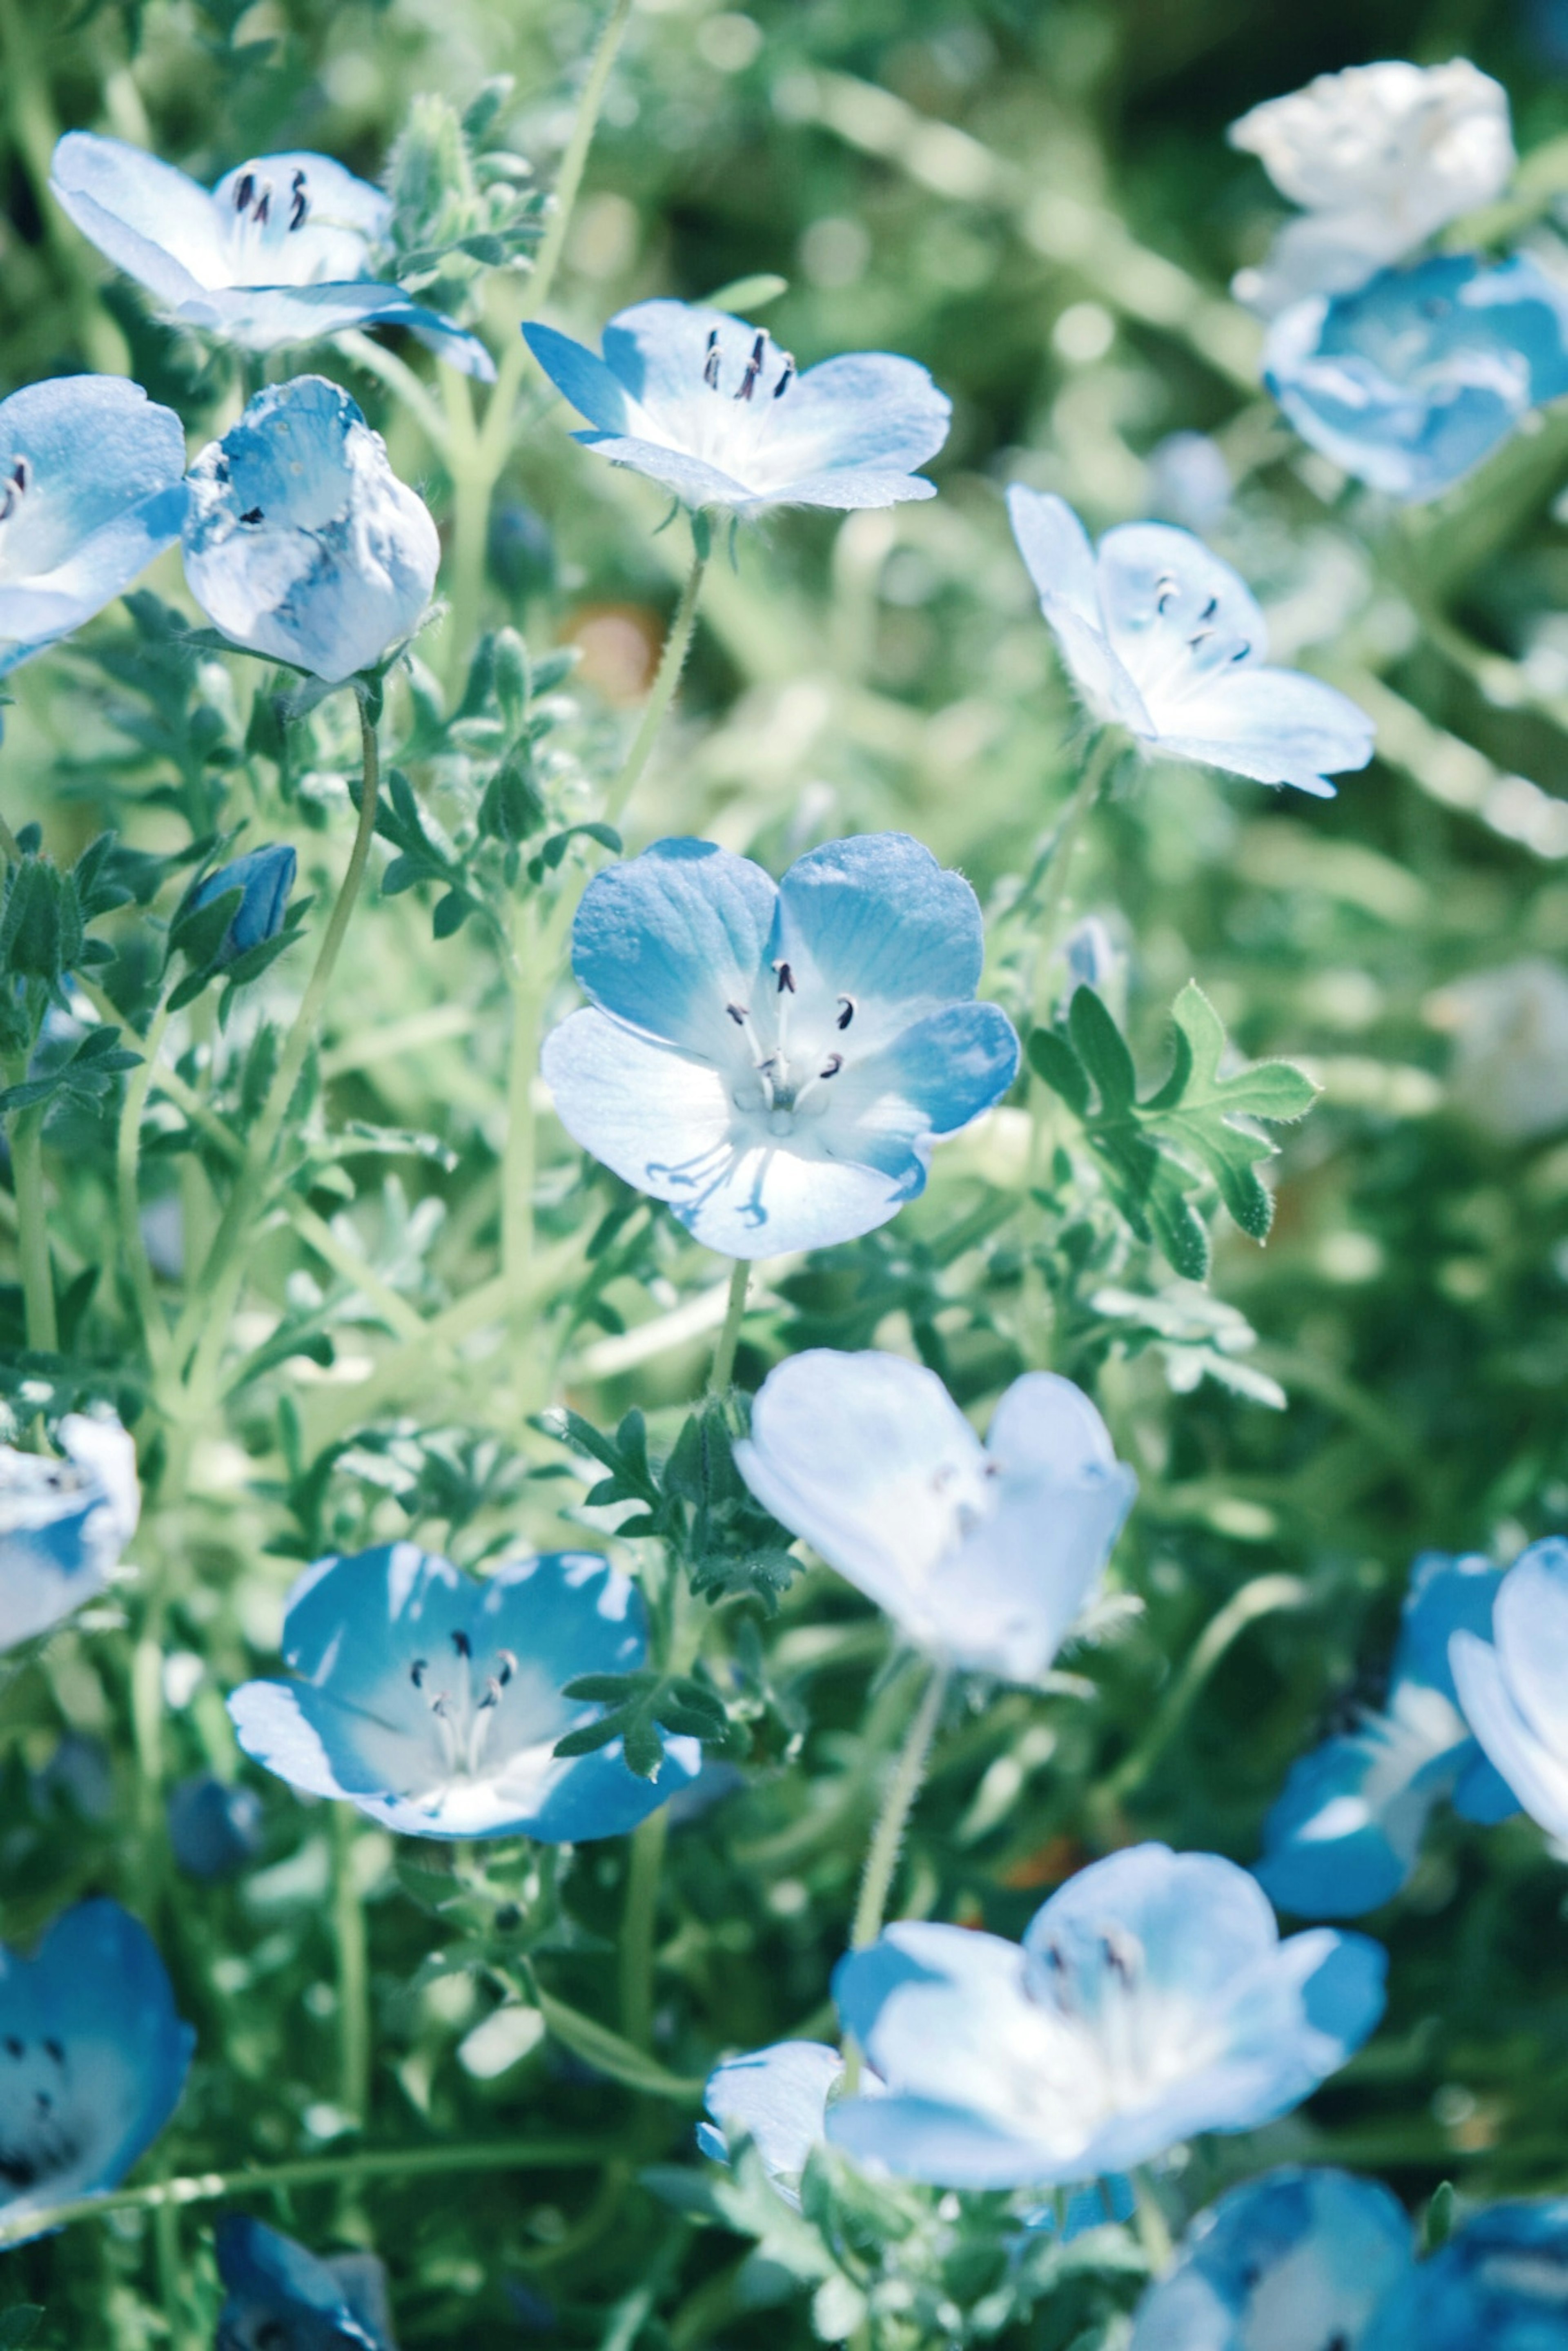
542,1008,738,1196
181,281,495,378
1452,1629,1568,1842
1489,1537,1568,1757
703,2041,845,2185
768,467,938,510
570,838,779,1051
759,350,951,477
827,2093,1049,2189
51,131,223,303
1147,667,1376,795
1005,488,1150,728
775,833,988,1030
524,321,637,432
568,434,759,510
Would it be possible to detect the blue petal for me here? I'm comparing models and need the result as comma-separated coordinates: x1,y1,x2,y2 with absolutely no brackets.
1256,1724,1446,1918
1022,1844,1279,2010
215,2215,390,2351
191,843,296,960
1006,487,1143,727
774,833,987,1027
51,133,217,308
764,350,950,475
703,2041,844,2185
566,435,762,510
185,283,495,379
827,2093,1049,2189
1450,1744,1519,1826
1393,1550,1506,1702
1363,2199,1568,2351
1451,1539,1568,1842
523,323,635,431
570,838,779,1051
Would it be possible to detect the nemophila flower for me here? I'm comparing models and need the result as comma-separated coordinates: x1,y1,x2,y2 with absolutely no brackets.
1128,2166,1414,2351
828,1845,1386,2187
187,843,297,967
1257,1552,1516,1918
540,835,1020,1259
216,2215,398,2351
227,1542,699,1841
1362,2199,1568,2351
522,300,949,513
183,377,439,683
1263,254,1568,503
0,1899,193,2244
734,1351,1134,1679
1005,488,1374,798
51,132,492,380
0,1413,139,1653
0,375,186,676
700,2040,853,2198
167,1775,264,1881
1229,62,1514,315
1427,959,1568,1141
1450,1538,1568,1847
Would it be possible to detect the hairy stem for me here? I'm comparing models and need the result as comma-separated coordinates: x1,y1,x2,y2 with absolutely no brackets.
7,1095,56,1352
1029,727,1120,1020
619,1808,669,2051
606,550,709,827
851,1664,948,1953
334,1804,372,2127
707,1258,750,1394
117,995,174,1380
502,897,543,1285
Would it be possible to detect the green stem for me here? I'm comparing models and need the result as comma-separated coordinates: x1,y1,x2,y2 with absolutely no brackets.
1132,2171,1173,2273
706,1258,749,1394
1029,727,1120,1021
850,1664,948,1952
0,812,20,862
333,1804,372,2126
7,1096,56,1352
117,995,174,1379
606,550,709,826
502,897,543,1285
619,1808,669,2051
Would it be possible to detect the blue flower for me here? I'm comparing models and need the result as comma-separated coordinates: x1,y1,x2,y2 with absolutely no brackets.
167,1775,265,1880
0,1899,193,2244
0,375,186,676
51,133,492,381
1450,1537,1568,1848
828,1845,1386,2187
216,2215,397,2351
1363,2199,1568,2351
1007,489,1374,798
1128,2167,1414,2351
183,377,440,683
700,2040,852,2197
1257,1552,1516,1918
540,835,1020,1259
227,1542,699,1841
1263,254,1568,502
0,1413,139,1653
187,843,297,967
522,300,949,513
734,1350,1134,1679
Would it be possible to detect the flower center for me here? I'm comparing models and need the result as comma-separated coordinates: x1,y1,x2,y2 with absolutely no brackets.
223,164,315,281
724,962,855,1135
408,1628,520,1780
0,2034,80,2197
670,328,800,490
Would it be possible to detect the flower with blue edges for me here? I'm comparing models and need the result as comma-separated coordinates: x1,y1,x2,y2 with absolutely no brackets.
167,1775,265,1881
522,301,949,513
0,375,186,677
216,2214,398,2351
183,377,440,684
1256,1551,1516,1918
828,1844,1386,2187
51,133,492,380
1450,1536,1568,1848
1263,253,1568,503
540,834,1020,1260
0,1899,194,2244
1006,488,1374,798
186,843,297,967
700,2040,856,2199
1363,2197,1568,2351
226,1542,700,1841
0,1412,139,1653
734,1350,1134,1679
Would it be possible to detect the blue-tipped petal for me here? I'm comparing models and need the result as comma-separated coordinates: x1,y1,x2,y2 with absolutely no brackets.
1363,2199,1568,2350
215,2214,395,2351
702,2041,845,2191
570,838,780,1052
0,1413,140,1653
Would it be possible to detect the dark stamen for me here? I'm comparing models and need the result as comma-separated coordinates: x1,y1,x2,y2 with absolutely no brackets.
42,2039,63,2067
835,996,854,1031
288,169,309,233
238,506,265,525
726,1002,750,1025
496,1649,517,1686
818,1054,843,1080
735,332,766,402
452,1629,472,1660
702,330,721,390
234,172,256,213
1198,595,1217,623
479,1679,502,1710
410,1658,428,1689
773,354,795,399
775,961,795,994
1154,575,1176,615
13,458,26,493
253,188,271,227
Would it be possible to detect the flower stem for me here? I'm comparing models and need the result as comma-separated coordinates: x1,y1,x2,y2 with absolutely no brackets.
606,548,710,827
502,896,544,1285
1029,727,1120,1021
333,1803,372,2128
6,1097,56,1352
527,0,637,325
707,1258,750,1394
619,1807,669,2052
850,1662,948,1952
117,994,174,1380
1132,2170,1173,2273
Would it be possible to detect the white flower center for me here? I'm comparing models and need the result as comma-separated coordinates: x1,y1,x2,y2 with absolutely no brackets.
652,329,805,495
720,958,855,1137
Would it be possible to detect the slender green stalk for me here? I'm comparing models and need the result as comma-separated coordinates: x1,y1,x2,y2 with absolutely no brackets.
707,1258,750,1394
1132,2171,1173,2273
0,811,21,862
850,1664,949,1952
502,897,544,1284
154,2198,190,2351
117,994,174,1379
7,1099,56,1351
606,550,710,826
619,1809,669,2051
1029,727,1120,1019
333,1804,372,2127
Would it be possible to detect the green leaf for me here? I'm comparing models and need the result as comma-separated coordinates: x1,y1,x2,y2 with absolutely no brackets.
531,1986,704,2101
1027,1025,1091,1115
1067,985,1137,1110
0,2307,43,2347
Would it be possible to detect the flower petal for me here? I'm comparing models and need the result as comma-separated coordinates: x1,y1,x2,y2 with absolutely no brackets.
51,131,222,303
1452,1631,1568,1843
1006,486,1148,727
703,2041,844,2184
775,832,987,1031
182,281,495,378
1489,1536,1568,1757
570,838,779,1051
524,322,637,432
1146,667,1376,795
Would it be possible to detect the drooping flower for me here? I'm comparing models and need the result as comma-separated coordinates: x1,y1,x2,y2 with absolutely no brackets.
1127,2166,1414,2351
1229,62,1514,315
523,300,950,513
1362,2198,1568,2351
215,2214,398,2351
184,843,298,967
540,835,1020,1259
51,133,492,380
167,1775,265,1881
699,2040,853,2197
1426,959,1568,1141
226,1542,699,1841
734,1351,1134,1679
1256,1552,1516,1918
0,375,186,676
183,377,440,683
1005,488,1374,798
1450,1537,1568,1847
828,1845,1386,2187
1263,254,1568,503
0,1899,194,2245
0,1413,140,1653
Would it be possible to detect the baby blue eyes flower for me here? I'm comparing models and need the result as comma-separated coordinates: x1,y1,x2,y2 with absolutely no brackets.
0,1412,139,1653
1257,1551,1516,1918
0,1899,194,2244
0,375,186,676
167,1774,264,1881
1362,2198,1568,2351
1263,254,1568,503
523,300,950,513
187,843,297,966
51,132,492,381
1450,1537,1568,1848
734,1350,1134,1680
700,2039,851,2197
183,377,440,684
541,834,1020,1260
828,1844,1386,2188
226,1542,699,1841
216,2215,398,2351
1006,488,1374,799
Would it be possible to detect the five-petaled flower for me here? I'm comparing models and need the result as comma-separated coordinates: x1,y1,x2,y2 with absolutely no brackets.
0,376,186,677
1450,1536,1568,1849
523,300,950,513
1256,1551,1516,1918
1229,61,1515,315
51,133,493,379
734,1350,1134,1679
1006,488,1375,798
0,1899,193,2246
828,1844,1385,2186
0,1412,139,1654
541,834,1019,1259
1263,253,1568,503
183,377,440,684
226,1542,700,1841
216,2214,398,2351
